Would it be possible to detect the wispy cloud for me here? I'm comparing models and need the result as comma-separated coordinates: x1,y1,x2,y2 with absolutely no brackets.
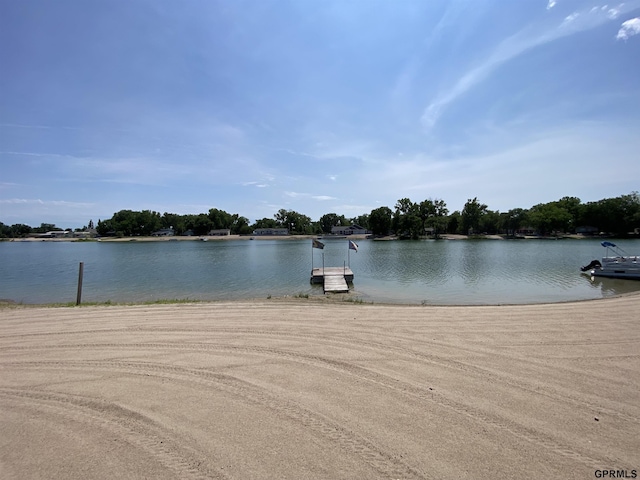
616,17,640,40
0,123,53,130
546,0,557,10
561,12,580,26
241,181,269,188
607,5,623,19
421,1,640,129
0,151,72,159
0,198,94,208
284,191,336,201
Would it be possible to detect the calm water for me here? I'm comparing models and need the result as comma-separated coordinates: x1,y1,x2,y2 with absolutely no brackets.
1,238,640,305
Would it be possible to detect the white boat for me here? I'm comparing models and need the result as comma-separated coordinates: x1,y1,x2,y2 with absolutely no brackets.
581,241,640,280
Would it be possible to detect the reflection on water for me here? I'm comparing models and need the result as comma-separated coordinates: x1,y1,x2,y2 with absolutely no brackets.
581,273,640,297
1,238,639,305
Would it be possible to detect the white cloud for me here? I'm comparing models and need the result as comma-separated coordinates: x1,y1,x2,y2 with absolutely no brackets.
616,17,640,39
562,12,580,26
421,1,640,129
0,198,94,208
284,191,336,201
312,195,336,201
547,0,557,10
241,181,269,188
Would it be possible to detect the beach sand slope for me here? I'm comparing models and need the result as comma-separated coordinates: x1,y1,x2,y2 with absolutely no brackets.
1,296,639,479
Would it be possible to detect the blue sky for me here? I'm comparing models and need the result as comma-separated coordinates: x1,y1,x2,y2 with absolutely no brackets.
1,0,640,228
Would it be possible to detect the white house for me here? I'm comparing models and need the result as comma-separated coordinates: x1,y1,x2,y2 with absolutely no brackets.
151,228,175,236
330,224,369,235
36,230,71,239
73,228,98,238
252,228,289,236
208,229,231,236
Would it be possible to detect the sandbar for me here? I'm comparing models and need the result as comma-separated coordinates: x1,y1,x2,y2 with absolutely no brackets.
1,296,639,479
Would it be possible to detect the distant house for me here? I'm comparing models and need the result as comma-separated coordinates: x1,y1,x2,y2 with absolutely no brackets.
73,228,98,238
516,227,536,236
330,224,369,235
36,230,71,239
208,229,231,236
253,228,289,236
576,226,598,235
151,228,175,236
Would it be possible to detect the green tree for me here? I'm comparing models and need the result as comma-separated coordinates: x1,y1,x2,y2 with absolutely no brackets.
110,210,137,236
479,210,501,235
555,196,582,233
369,206,392,236
447,211,461,234
461,198,488,235
11,224,33,237
418,200,435,233
0,222,10,238
137,210,162,235
185,214,213,236
528,203,572,236
319,213,347,233
231,216,252,235
208,208,235,230
393,198,422,238
291,212,313,234
161,213,186,235
252,217,278,230
351,214,370,230
502,208,529,236
274,209,313,234
33,223,58,234
419,198,449,238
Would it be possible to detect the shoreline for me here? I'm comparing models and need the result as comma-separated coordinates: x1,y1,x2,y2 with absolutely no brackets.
1,294,638,479
3,233,615,242
3,289,640,310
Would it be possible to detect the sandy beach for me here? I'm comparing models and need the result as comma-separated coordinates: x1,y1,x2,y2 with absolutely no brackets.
1,296,638,479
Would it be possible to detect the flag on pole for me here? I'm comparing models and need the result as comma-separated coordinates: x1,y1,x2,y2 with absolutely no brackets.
349,240,358,252
312,239,325,249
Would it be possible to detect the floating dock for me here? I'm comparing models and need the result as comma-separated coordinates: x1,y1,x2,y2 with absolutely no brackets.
310,267,354,293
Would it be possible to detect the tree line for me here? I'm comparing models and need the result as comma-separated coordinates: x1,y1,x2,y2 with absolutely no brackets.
1,192,639,239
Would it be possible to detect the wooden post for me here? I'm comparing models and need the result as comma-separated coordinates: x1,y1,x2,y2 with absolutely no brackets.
76,262,84,305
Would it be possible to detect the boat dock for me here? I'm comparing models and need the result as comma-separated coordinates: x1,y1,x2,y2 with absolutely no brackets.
310,267,354,293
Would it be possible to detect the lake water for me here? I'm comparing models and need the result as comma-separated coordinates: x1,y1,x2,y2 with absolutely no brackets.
1,238,640,305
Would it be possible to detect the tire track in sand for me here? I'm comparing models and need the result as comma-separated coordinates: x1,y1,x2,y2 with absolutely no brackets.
1,363,428,480
0,387,224,480
4,352,619,470
4,334,638,427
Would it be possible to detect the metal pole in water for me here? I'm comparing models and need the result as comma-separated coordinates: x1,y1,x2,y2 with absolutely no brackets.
76,262,84,305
